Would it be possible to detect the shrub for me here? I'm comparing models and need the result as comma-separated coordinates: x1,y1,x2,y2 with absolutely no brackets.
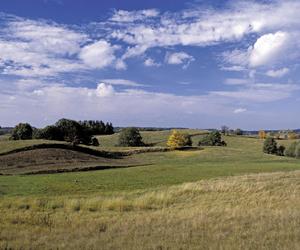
118,127,144,147
263,138,278,154
284,142,298,157
295,143,300,158
91,137,100,146
277,145,286,156
234,128,243,136
10,123,33,140
198,131,226,146
33,126,64,141
167,130,192,148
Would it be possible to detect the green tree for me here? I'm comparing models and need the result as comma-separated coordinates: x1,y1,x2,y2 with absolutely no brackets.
263,138,278,154
199,131,226,146
10,123,33,140
55,118,92,145
118,127,144,147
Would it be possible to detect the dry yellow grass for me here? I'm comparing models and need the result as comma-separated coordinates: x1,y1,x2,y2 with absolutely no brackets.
1,170,300,249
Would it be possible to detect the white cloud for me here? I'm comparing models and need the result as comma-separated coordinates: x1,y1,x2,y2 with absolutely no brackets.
165,52,194,67
109,1,300,54
96,83,115,97
79,40,117,69
224,78,250,85
144,58,160,67
266,67,290,78
110,9,159,23
233,108,247,114
100,79,144,87
249,31,289,67
211,83,300,102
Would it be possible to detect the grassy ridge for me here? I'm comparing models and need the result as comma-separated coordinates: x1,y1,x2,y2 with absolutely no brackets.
1,170,300,249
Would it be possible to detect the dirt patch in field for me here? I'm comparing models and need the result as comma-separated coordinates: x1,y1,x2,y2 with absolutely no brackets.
0,148,145,175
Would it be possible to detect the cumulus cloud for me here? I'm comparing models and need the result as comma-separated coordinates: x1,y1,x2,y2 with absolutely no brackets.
96,83,115,97
266,67,290,78
249,31,289,67
144,58,160,67
165,52,194,68
79,40,117,69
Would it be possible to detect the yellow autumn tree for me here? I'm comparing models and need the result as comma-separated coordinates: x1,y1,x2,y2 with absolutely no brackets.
167,130,192,148
258,130,266,139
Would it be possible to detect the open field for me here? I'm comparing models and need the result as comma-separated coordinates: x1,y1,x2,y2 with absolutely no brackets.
1,131,300,249
1,170,300,249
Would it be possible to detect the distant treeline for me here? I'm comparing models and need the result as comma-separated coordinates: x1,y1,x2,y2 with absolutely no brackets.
114,127,188,132
78,120,114,135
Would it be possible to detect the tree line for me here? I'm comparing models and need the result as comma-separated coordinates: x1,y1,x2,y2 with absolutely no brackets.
10,119,114,146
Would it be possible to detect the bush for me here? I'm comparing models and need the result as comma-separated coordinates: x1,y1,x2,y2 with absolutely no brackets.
10,123,33,140
234,128,243,136
263,138,278,155
167,130,192,148
284,142,298,157
295,143,300,158
277,145,286,156
91,137,100,146
198,131,226,146
33,126,64,141
118,127,144,147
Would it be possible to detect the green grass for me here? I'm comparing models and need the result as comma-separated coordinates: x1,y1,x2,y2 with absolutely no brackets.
1,171,300,249
1,135,300,197
1,132,300,249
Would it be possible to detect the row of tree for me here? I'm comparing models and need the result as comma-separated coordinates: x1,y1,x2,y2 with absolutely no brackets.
10,119,114,146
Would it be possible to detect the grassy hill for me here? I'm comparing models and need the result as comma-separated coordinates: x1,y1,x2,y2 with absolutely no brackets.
1,130,300,249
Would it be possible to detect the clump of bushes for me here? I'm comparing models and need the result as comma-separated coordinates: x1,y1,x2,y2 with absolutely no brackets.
10,123,33,140
263,137,285,156
198,131,226,146
118,127,144,147
167,130,192,149
284,141,300,158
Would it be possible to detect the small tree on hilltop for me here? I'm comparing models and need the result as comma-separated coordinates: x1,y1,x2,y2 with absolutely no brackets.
167,130,192,148
10,123,33,140
263,137,278,155
118,127,144,147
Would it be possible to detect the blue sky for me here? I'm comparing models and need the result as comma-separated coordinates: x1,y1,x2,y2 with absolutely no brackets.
0,0,300,129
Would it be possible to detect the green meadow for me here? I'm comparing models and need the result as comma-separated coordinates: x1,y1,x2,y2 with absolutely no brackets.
0,131,300,249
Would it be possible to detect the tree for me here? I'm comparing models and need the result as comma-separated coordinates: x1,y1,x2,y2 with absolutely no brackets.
167,130,192,148
277,145,286,156
234,128,243,136
91,137,100,146
10,123,33,140
263,138,278,154
221,126,229,135
55,118,92,145
259,130,266,139
118,127,144,147
33,126,64,141
198,131,226,146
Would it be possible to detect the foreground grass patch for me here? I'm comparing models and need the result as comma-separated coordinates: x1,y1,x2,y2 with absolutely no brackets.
1,171,300,249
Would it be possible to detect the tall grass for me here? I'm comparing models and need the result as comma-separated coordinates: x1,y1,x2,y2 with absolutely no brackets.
1,170,300,249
